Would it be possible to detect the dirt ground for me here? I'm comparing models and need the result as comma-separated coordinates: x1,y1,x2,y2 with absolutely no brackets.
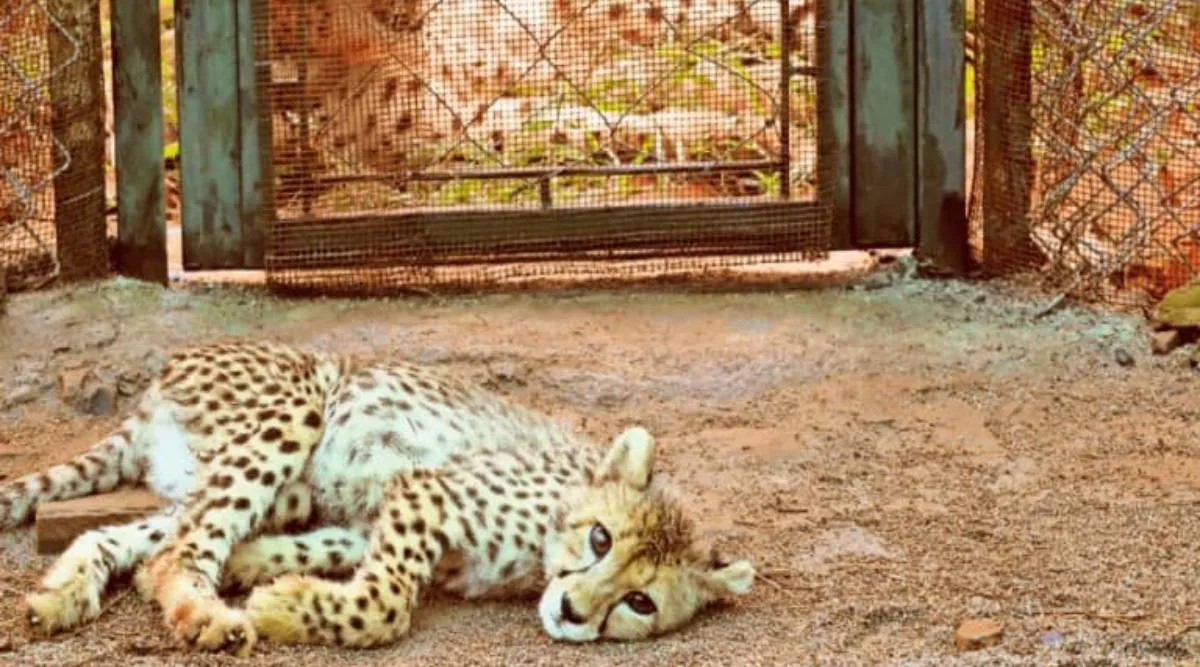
1,270,1199,666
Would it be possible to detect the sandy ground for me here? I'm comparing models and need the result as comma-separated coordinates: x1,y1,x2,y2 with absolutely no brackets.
0,270,1199,666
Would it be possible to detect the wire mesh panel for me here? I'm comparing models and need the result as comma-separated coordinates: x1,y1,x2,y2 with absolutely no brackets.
1,0,109,293
254,0,830,294
971,0,1200,307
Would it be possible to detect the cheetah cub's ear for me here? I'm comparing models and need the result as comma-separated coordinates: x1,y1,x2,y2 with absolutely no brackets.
594,426,656,490
700,553,756,597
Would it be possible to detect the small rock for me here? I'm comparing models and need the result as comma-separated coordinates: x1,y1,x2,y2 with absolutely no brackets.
954,618,1004,651
143,350,167,377
1113,348,1134,367
1152,329,1185,355
86,384,117,416
4,384,42,408
858,272,893,291
58,366,118,416
1040,629,1065,649
58,366,95,400
80,321,119,348
117,371,143,397
488,361,527,386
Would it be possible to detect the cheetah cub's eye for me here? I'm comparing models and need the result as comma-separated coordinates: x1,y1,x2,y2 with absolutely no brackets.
589,523,612,557
623,591,657,615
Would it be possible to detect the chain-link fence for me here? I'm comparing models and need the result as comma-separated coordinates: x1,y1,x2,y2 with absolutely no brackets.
255,0,829,294
970,0,1200,308
1,0,110,295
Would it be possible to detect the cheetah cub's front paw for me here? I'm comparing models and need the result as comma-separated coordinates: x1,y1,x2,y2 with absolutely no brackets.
25,569,101,635
170,600,258,657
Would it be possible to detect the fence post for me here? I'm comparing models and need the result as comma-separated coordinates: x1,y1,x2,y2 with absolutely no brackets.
818,0,853,249
111,0,168,284
177,0,259,269
981,0,1037,270
46,0,108,282
915,0,968,273
850,0,917,248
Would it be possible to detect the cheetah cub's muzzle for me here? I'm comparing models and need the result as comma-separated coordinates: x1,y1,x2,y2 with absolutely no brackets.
538,426,756,642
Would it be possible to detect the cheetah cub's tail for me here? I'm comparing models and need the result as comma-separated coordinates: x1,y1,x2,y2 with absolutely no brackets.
0,409,150,530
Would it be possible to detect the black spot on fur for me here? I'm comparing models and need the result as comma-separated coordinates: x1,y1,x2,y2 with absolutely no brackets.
304,411,323,428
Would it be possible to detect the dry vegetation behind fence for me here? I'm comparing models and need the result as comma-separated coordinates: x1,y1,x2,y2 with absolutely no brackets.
260,0,819,217
1,0,109,292
971,0,1200,307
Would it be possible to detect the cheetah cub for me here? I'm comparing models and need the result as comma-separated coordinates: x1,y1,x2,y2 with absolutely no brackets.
0,341,754,655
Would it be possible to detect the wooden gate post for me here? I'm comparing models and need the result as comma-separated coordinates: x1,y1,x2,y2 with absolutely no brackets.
915,0,968,273
176,0,265,270
111,0,169,284
823,0,968,273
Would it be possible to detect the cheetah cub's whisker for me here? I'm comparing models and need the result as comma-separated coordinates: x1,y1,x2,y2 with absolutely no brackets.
1,341,754,655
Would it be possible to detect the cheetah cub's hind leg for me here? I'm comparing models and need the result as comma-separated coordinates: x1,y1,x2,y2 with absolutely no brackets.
132,482,318,599
142,403,328,657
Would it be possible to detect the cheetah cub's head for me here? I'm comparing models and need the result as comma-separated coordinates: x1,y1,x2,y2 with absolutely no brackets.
538,426,755,642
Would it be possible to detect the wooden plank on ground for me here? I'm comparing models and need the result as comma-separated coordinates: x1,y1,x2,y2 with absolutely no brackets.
111,0,168,284
36,487,167,555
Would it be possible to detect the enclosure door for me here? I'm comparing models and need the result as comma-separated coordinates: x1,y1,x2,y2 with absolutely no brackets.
171,0,965,275
823,0,967,267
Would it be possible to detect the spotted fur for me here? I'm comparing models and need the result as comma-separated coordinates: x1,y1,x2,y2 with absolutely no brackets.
1,341,754,655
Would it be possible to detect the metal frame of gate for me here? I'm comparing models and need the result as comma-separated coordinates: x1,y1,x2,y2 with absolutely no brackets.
107,0,967,284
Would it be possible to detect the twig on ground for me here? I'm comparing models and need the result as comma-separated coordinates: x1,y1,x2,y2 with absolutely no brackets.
754,568,813,597
1033,293,1068,320
1174,622,1200,636
1031,609,1152,625
772,495,807,514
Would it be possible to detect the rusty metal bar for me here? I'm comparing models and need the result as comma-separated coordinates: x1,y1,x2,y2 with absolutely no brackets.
297,4,311,216
316,159,785,185
268,199,824,272
778,0,792,200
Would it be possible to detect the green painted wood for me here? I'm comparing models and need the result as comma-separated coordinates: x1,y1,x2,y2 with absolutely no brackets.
177,0,245,269
852,0,917,248
110,0,168,284
818,0,853,250
236,0,266,268
915,0,968,272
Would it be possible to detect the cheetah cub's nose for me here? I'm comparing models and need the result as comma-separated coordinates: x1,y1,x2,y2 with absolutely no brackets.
560,594,586,625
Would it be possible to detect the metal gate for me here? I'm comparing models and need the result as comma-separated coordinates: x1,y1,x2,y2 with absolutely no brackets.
108,0,967,290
